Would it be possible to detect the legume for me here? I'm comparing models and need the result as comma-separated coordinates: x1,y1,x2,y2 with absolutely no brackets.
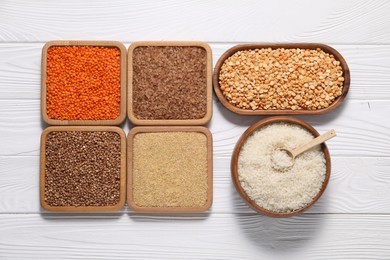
219,48,344,110
46,46,121,120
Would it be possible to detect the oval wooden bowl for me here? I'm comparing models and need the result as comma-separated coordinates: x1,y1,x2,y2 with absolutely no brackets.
231,116,331,217
213,43,350,115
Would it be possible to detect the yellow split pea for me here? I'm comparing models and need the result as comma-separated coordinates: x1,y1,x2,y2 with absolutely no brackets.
219,48,344,110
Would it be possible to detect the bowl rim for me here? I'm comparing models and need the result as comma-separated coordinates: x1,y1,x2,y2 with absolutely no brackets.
40,126,127,212
213,43,350,115
127,41,213,126
231,116,331,217
41,40,127,126
127,126,213,213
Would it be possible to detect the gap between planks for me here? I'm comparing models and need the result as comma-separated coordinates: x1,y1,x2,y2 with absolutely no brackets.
1,42,390,46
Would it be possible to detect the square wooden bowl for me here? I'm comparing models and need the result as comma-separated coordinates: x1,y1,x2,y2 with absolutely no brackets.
40,126,127,212
213,43,350,115
127,126,213,213
41,41,127,125
128,41,213,125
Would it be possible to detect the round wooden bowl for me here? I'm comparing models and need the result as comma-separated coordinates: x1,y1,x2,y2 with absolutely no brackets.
213,43,350,115
231,116,331,217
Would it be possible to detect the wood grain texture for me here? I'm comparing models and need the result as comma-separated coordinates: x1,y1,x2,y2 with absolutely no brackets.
1,43,390,100
0,0,389,43
0,44,41,99
0,213,389,259
1,156,390,214
0,99,389,157
210,99,390,158
0,1,389,258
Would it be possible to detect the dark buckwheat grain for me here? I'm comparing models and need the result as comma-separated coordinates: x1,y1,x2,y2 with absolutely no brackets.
44,131,121,207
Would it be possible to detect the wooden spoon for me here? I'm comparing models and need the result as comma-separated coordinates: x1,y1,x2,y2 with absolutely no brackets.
272,129,337,171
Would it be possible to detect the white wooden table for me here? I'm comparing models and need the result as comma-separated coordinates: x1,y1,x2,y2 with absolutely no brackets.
1,1,390,259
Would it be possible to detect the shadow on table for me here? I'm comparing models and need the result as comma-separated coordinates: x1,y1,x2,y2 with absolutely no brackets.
39,205,212,220
215,91,340,252
232,182,328,253
40,117,48,131
209,97,266,129
128,210,211,222
211,91,349,130
39,211,124,220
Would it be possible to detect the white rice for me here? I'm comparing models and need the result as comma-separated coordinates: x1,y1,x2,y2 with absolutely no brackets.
271,149,294,169
238,122,326,213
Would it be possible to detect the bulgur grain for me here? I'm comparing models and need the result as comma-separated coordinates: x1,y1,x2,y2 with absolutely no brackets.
132,132,208,207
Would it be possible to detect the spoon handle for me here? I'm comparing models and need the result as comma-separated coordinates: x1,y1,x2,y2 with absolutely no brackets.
291,129,337,158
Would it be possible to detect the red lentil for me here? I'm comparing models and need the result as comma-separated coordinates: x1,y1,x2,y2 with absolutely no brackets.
46,46,121,120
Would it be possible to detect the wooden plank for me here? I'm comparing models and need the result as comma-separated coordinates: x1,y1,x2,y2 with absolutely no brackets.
0,100,41,156
0,213,389,259
1,156,389,214
0,156,39,213
0,44,41,99
1,43,390,100
0,99,389,157
0,1,388,259
0,0,389,43
210,99,390,157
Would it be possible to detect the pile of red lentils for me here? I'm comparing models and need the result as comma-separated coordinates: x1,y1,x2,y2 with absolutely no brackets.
46,46,121,120
219,48,344,110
